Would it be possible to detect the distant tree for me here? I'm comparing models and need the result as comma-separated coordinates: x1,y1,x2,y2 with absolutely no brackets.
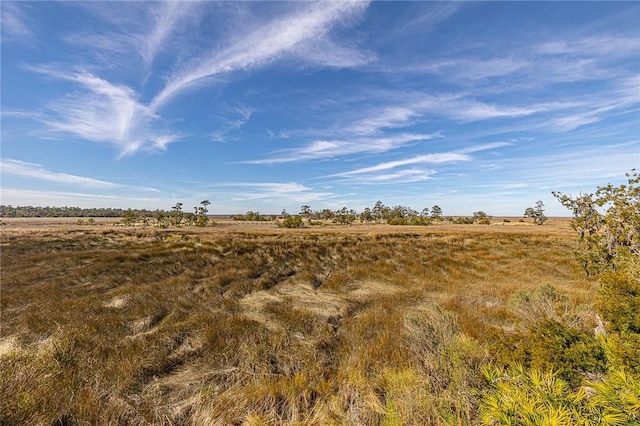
524,200,547,225
334,207,355,225
431,205,443,223
300,205,312,222
360,207,373,223
153,211,169,228
473,211,491,225
195,200,210,227
318,208,334,220
279,215,304,228
170,202,184,226
372,200,385,223
121,209,137,226
421,207,430,218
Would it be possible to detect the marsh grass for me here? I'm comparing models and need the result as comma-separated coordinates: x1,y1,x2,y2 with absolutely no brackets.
1,224,595,424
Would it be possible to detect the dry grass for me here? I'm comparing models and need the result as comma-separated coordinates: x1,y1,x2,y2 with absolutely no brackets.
0,220,594,425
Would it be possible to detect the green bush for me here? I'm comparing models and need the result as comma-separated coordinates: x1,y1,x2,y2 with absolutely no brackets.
278,215,304,228
598,269,640,335
498,319,606,388
479,364,640,426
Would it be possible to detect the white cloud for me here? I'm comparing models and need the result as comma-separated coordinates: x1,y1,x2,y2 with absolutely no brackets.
537,36,640,58
348,107,421,135
60,1,201,70
331,153,469,177
1,2,33,40
150,1,370,111
551,77,640,131
1,158,116,188
27,67,180,155
351,168,436,184
392,2,464,36
247,133,438,164
1,158,159,192
211,105,255,142
218,182,334,203
141,1,201,68
326,142,510,184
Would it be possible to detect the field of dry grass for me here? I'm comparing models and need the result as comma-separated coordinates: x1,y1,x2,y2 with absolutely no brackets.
0,218,596,425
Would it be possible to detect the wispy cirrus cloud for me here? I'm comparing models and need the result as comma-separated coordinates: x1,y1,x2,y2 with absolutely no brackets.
1,2,33,41
26,66,179,156
329,152,469,178
218,182,334,203
211,105,255,142
246,132,439,165
391,2,464,37
551,76,640,131
150,1,371,111
61,1,201,70
140,1,201,68
1,158,159,192
345,168,437,184
327,142,510,183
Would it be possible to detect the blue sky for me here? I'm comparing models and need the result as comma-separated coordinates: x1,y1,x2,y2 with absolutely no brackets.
1,1,638,216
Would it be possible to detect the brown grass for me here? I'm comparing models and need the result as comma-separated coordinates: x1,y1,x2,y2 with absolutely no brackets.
0,219,594,425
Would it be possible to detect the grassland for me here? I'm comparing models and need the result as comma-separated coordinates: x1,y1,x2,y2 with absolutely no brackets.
0,219,597,425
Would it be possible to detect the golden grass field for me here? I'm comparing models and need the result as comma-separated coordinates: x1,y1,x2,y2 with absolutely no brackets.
0,217,597,425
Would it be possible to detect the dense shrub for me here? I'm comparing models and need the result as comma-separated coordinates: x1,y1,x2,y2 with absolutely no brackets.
278,215,304,228
480,364,640,425
497,319,606,388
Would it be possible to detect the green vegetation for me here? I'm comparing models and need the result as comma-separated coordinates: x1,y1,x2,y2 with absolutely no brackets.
278,215,304,228
0,205,159,218
480,364,639,425
479,171,639,425
233,211,272,221
524,200,547,225
553,169,639,276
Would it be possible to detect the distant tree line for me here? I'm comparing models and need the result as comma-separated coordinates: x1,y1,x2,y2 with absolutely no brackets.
0,200,213,228
0,205,161,218
2,199,548,228
121,201,212,228
232,211,274,221
275,201,446,227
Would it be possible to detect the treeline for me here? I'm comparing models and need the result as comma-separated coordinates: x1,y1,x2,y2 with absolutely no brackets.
278,200,545,227
0,205,164,218
1,198,547,228
121,201,212,228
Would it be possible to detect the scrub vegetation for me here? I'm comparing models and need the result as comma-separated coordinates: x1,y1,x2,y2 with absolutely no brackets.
1,173,638,425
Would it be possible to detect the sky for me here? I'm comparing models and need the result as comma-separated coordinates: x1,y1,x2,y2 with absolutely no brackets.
1,1,639,216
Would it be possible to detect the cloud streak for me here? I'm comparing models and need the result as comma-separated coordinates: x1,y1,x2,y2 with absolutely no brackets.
1,158,159,192
1,2,33,40
326,142,510,183
247,132,439,165
150,2,371,111
218,182,334,203
26,67,180,156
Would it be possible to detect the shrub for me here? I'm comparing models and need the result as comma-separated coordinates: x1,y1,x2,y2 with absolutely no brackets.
501,285,607,388
598,268,640,335
479,364,640,425
278,215,304,228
